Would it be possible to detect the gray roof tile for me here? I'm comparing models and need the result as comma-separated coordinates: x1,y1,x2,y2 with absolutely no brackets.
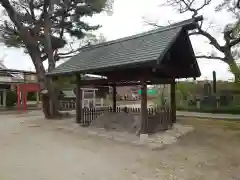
48,17,201,76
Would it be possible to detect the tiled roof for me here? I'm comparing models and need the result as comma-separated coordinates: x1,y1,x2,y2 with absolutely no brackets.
48,16,202,76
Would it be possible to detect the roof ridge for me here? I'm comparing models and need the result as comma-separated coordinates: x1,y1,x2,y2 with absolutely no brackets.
81,26,177,52
79,16,201,52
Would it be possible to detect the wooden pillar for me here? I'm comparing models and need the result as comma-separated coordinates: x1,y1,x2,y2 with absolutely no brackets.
0,90,2,107
36,92,40,103
140,81,148,134
36,92,41,108
112,85,116,112
3,90,6,108
212,71,217,94
17,85,21,112
76,74,82,124
82,89,85,108
170,81,176,124
22,91,27,111
93,90,96,107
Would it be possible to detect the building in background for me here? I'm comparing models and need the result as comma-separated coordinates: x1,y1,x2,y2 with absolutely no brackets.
115,86,140,100
0,61,24,108
0,61,39,109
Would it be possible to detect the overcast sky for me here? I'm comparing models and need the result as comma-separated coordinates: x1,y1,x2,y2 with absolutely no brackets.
0,0,237,81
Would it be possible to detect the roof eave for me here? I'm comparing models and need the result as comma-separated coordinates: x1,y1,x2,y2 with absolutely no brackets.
47,59,158,77
183,16,203,31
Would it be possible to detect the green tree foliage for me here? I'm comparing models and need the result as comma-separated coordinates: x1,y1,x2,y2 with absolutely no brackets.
0,0,112,62
176,81,203,98
53,75,76,89
0,0,112,118
6,90,17,107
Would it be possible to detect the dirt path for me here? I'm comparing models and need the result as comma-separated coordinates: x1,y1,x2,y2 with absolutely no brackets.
0,114,239,180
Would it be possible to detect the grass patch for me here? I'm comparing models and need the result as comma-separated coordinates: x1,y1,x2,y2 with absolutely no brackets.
235,133,240,139
177,104,240,115
222,121,240,131
179,117,240,131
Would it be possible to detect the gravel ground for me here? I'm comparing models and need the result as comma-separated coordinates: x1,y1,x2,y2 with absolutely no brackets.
0,113,239,180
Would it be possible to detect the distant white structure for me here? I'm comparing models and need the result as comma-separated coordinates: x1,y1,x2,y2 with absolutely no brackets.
61,88,104,108
0,61,24,83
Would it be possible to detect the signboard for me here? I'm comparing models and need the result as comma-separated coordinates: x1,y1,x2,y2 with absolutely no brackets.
137,89,157,95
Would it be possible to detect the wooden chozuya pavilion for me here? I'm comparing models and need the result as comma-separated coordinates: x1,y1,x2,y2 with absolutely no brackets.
47,16,202,134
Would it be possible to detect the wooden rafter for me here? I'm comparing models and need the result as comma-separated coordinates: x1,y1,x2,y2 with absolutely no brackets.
80,78,174,86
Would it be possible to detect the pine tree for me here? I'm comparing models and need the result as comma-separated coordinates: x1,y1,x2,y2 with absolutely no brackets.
0,0,112,118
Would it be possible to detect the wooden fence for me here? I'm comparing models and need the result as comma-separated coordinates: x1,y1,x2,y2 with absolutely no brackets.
59,99,103,110
60,100,76,110
60,100,172,133
81,106,172,133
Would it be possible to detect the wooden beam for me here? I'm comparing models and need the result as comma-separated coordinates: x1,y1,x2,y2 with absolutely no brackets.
0,69,36,75
81,78,174,86
76,74,82,124
155,65,177,78
104,69,151,80
140,80,148,134
170,81,176,124
112,85,117,112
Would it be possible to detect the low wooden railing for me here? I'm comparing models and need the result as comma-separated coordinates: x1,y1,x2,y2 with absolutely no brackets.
59,99,103,110
80,106,172,133
59,100,76,110
59,100,172,133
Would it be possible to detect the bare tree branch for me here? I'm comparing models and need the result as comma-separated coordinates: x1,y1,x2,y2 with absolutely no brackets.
58,55,75,59
163,0,212,17
237,0,240,8
181,0,198,17
188,31,198,36
197,26,224,52
196,55,225,61
12,1,31,17
57,46,83,56
161,0,240,82
0,0,24,30
58,45,86,59
195,0,211,11
186,26,224,52
53,0,72,58
29,0,36,22
161,0,224,53
143,21,163,28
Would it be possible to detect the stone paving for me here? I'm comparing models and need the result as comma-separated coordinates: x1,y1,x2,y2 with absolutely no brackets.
1,111,240,180
38,117,194,150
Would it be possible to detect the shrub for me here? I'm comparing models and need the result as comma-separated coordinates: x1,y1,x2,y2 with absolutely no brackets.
6,90,17,107
27,92,37,101
177,104,240,115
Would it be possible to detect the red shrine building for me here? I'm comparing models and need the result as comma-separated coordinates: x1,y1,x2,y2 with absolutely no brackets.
0,61,40,110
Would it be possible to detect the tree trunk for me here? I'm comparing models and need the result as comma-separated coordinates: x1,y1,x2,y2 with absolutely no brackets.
27,47,52,118
26,42,60,119
43,0,61,118
227,57,240,83
230,62,240,83
0,0,60,118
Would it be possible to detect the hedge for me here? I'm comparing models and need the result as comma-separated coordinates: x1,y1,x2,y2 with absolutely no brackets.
6,90,17,107
177,105,240,115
